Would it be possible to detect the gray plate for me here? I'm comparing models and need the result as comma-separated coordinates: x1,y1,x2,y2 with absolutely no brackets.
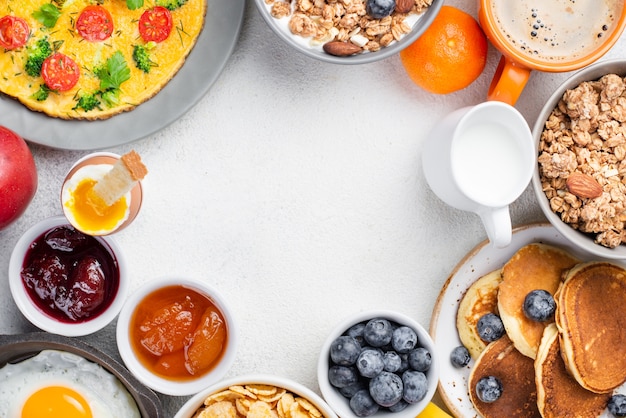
0,0,245,151
0,332,163,417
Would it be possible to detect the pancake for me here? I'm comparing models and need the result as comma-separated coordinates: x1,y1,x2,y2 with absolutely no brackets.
535,323,611,417
456,269,502,359
497,243,579,359
0,0,206,120
468,335,540,418
556,261,626,393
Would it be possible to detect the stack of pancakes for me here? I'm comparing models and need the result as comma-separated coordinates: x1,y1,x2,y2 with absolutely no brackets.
457,243,626,417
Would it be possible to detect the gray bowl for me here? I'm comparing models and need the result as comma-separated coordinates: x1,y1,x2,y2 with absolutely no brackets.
0,332,162,417
531,59,626,259
254,0,443,64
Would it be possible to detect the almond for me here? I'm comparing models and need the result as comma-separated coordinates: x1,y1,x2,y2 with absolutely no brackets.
395,0,414,14
566,172,603,199
323,41,362,57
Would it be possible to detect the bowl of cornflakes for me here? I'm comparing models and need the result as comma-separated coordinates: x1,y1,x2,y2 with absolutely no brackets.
174,374,339,418
532,59,626,259
254,0,443,64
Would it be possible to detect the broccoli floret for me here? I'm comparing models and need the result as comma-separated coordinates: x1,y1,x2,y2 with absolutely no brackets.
73,92,101,112
31,84,51,101
25,37,53,77
132,43,156,73
155,0,188,10
100,89,120,107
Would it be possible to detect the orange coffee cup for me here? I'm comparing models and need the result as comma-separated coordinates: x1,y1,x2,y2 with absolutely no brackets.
478,0,626,105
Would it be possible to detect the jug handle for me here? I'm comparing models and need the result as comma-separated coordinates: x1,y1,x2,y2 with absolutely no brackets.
479,205,512,248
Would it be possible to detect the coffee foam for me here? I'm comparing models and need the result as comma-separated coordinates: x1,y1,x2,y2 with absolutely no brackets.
490,0,623,62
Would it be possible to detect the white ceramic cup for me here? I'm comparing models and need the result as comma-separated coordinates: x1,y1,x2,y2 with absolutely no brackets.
422,101,534,248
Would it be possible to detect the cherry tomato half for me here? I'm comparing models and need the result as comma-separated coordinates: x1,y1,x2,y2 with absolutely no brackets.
138,6,173,43
41,53,80,91
0,15,29,50
76,5,114,42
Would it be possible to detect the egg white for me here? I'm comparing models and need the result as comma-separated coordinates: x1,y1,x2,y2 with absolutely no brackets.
0,350,140,418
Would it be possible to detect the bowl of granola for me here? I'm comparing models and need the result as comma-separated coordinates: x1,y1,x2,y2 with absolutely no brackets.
254,0,443,64
533,59,626,259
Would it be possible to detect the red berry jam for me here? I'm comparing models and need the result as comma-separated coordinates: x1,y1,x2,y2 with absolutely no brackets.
20,224,120,323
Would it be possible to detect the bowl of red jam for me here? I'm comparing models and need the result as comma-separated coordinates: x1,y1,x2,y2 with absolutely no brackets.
116,276,238,396
8,216,128,337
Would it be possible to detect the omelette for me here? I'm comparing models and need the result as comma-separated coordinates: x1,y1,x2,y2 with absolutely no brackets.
0,0,206,120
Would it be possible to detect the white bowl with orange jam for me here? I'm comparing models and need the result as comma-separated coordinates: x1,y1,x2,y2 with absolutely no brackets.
116,276,238,396
61,152,143,236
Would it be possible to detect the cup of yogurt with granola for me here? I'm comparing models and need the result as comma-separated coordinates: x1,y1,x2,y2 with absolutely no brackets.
254,0,443,64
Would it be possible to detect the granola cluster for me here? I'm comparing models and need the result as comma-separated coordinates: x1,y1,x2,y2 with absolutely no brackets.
265,0,432,54
538,73,626,248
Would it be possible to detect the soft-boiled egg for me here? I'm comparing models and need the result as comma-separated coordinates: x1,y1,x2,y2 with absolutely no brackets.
62,164,131,235
0,350,140,417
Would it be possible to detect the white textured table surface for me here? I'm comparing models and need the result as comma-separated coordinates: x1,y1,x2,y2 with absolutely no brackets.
0,0,624,416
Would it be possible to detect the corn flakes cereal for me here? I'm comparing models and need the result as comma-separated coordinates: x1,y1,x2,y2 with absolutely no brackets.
195,401,237,418
248,401,279,418
194,384,325,418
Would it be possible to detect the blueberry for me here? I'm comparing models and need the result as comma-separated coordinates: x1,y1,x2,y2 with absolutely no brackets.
338,379,367,398
347,322,366,345
397,353,410,373
608,394,626,417
328,365,359,388
356,348,385,378
477,313,505,342
369,371,403,407
364,318,393,347
350,389,379,417
475,376,503,403
450,345,471,368
402,370,428,404
523,289,556,322
407,347,431,372
330,336,361,366
383,351,401,373
391,326,418,353
366,0,396,19
388,399,409,412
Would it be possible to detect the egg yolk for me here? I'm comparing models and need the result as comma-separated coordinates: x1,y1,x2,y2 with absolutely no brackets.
21,386,92,418
65,177,128,233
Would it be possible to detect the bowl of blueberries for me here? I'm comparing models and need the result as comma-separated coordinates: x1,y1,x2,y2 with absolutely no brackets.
254,0,443,64
317,310,439,417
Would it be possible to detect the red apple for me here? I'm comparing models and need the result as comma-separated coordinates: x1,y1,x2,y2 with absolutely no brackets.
0,126,37,229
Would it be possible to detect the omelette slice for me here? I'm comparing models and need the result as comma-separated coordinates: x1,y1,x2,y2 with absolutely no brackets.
0,0,206,120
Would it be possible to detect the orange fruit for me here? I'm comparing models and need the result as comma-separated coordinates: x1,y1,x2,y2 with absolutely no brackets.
400,5,488,94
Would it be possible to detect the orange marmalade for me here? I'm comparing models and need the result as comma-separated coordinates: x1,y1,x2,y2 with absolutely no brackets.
129,285,228,381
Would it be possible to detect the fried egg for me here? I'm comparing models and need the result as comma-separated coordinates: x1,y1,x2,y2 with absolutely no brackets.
0,0,206,120
0,350,140,418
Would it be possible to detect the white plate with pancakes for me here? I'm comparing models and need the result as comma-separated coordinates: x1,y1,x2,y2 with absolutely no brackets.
430,222,626,417
0,0,245,150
